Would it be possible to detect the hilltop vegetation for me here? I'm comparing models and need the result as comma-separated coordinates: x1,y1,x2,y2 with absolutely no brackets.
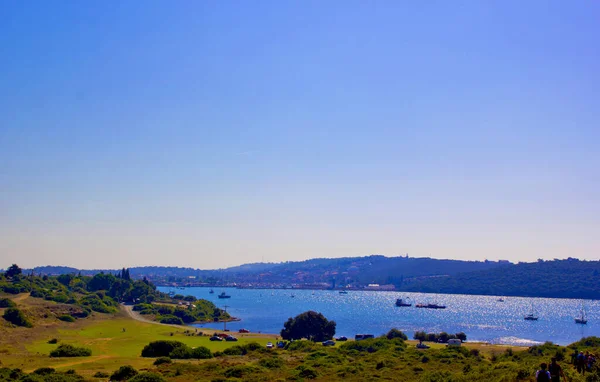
21,256,600,299
0,264,228,327
402,258,600,299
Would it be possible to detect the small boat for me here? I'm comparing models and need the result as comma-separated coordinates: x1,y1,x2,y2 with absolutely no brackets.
575,305,587,324
395,298,412,307
524,303,538,320
290,294,295,298
339,290,348,294
218,292,231,299
415,303,446,309
209,289,214,294
497,297,505,302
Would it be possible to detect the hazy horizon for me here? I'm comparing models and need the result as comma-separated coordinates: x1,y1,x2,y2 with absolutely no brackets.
5,253,590,272
1,1,599,270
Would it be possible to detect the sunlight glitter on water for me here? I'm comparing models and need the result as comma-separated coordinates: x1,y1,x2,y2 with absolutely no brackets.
159,287,599,346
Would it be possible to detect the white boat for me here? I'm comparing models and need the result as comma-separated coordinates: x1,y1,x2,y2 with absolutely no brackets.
575,304,587,324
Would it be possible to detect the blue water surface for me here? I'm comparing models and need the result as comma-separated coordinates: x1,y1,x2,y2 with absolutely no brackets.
157,287,599,346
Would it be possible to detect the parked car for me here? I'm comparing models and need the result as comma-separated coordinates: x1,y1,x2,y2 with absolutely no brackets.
225,335,238,342
238,328,250,333
336,336,348,341
217,333,229,338
266,342,274,349
277,341,286,348
322,340,335,346
209,336,223,341
416,342,430,349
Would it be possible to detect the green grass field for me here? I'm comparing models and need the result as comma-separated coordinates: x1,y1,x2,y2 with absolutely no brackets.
0,294,274,378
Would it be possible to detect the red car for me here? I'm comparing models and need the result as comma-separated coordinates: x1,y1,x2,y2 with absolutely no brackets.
238,328,250,333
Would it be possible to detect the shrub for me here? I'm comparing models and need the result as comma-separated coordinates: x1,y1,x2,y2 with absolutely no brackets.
93,372,109,378
224,365,260,378
129,372,166,382
110,365,138,381
133,303,154,312
259,357,284,369
142,341,184,357
51,294,69,303
49,344,92,357
296,365,318,379
0,298,16,308
33,367,55,375
153,357,172,366
3,308,33,327
191,346,212,359
159,315,183,325
48,338,58,344
30,289,46,298
157,306,175,315
58,315,76,322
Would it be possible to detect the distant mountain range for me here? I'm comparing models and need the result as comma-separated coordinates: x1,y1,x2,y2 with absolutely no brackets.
24,256,600,299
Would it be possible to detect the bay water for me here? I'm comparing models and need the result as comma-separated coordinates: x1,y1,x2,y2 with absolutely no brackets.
157,287,599,346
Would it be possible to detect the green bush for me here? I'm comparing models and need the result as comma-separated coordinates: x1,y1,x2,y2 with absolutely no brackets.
153,357,172,366
33,367,55,375
129,372,166,382
51,294,69,303
49,344,92,357
3,308,33,327
259,357,284,369
141,340,187,357
110,365,138,381
48,338,58,344
191,346,212,359
159,315,183,325
93,372,109,378
0,298,16,308
58,315,76,322
296,365,318,379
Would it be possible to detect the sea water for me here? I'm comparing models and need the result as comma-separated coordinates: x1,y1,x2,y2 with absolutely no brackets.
157,287,599,346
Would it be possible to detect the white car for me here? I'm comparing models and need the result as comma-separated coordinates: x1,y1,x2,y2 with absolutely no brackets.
266,342,274,349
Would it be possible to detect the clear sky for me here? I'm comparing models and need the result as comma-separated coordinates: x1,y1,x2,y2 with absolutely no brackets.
1,1,598,270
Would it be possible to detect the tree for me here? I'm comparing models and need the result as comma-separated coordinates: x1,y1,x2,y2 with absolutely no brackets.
6,264,22,278
386,328,408,340
455,332,467,342
413,331,427,342
280,311,336,342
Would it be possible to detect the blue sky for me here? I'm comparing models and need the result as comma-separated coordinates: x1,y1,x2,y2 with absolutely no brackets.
1,1,598,269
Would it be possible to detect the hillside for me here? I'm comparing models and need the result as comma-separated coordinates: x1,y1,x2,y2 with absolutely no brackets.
28,256,509,289
402,258,600,299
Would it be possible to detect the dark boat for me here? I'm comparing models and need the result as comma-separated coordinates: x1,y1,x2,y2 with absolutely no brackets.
339,290,348,294
395,298,412,307
218,292,231,299
415,303,446,309
524,303,538,320
209,289,214,294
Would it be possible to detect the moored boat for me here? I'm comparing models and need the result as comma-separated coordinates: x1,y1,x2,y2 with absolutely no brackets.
395,298,412,307
218,292,231,299
524,303,538,320
415,303,446,309
575,305,587,324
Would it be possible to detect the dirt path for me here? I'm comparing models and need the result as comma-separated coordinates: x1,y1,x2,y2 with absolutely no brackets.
43,355,113,371
120,305,181,328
